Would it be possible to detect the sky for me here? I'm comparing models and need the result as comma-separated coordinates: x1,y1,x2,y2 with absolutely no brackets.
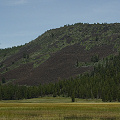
0,0,120,49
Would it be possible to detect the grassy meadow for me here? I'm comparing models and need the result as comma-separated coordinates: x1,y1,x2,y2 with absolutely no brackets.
0,97,120,120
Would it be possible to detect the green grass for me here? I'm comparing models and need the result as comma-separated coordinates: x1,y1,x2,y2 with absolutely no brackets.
0,97,103,103
0,97,120,120
0,103,119,120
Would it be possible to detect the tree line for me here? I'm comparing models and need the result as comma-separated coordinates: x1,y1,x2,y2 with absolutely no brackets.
0,53,120,102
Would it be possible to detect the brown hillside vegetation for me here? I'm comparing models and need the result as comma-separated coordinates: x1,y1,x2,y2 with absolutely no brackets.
0,23,119,85
1,44,116,85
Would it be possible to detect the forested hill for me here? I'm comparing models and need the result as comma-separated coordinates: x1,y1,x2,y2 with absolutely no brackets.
0,52,120,102
0,23,120,85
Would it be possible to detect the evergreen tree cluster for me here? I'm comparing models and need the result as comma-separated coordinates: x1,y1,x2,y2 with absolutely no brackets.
0,53,120,102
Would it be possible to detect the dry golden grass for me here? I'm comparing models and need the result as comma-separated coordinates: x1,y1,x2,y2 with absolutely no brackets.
0,102,120,120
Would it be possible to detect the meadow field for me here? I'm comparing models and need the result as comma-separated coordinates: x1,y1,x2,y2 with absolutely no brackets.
0,97,120,120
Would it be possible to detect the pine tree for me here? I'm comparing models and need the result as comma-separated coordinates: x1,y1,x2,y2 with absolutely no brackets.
71,91,75,102
2,77,6,84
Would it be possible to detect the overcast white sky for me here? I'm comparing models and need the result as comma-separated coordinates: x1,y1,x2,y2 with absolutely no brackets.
0,0,120,48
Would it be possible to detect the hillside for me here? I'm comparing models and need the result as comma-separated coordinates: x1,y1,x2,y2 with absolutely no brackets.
0,23,120,85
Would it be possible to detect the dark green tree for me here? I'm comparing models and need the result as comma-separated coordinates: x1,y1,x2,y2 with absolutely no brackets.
91,54,99,62
71,91,75,102
2,77,6,84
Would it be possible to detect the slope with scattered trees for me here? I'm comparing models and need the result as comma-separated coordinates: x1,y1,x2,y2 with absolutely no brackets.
0,52,120,102
0,23,120,85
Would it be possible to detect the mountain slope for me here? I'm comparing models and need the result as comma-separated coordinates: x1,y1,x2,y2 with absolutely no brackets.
0,23,120,85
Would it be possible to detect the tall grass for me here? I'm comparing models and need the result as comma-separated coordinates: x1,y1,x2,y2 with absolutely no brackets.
0,103,120,120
